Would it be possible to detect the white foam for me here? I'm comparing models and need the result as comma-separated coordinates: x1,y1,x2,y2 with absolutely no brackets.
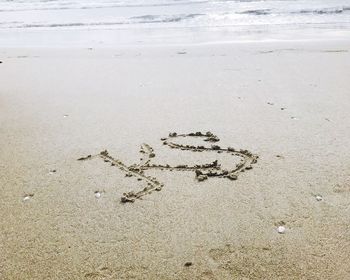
1,0,350,46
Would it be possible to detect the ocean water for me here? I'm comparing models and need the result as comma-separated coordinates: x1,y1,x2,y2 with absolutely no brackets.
0,0,350,46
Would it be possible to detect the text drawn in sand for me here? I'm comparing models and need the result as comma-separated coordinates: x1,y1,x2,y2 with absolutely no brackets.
78,132,258,203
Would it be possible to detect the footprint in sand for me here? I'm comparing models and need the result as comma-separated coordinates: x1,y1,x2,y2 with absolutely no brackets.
208,244,273,277
333,183,350,193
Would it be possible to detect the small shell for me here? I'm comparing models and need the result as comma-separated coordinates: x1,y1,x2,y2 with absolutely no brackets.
23,194,33,202
277,226,286,234
94,191,101,199
315,195,323,201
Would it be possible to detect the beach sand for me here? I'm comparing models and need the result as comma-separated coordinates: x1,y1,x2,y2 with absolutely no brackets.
1,40,350,279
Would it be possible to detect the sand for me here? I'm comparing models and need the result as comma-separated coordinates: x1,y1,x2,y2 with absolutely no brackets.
1,40,350,279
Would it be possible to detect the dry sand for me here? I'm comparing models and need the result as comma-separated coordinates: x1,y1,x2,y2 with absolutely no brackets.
1,40,350,279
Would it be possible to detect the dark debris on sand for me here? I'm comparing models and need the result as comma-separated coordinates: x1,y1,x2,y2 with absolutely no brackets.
77,155,92,161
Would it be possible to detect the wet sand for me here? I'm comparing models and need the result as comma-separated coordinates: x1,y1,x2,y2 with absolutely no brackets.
1,41,350,279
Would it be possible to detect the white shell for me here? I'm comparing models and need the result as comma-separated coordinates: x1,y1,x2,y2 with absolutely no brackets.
23,196,30,202
277,226,286,234
315,195,323,201
94,192,101,198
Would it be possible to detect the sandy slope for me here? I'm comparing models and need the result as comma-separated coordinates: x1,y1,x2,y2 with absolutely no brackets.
1,41,350,279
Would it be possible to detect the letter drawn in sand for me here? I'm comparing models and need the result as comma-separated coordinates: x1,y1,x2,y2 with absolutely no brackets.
78,132,258,203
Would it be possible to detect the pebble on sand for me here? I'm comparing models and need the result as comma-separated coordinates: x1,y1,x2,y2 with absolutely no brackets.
277,226,286,234
197,175,208,182
184,262,193,267
315,195,323,201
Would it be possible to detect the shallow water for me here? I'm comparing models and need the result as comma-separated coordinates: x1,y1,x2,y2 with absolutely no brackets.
1,0,350,46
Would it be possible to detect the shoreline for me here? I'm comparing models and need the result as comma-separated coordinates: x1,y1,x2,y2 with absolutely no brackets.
1,22,350,48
